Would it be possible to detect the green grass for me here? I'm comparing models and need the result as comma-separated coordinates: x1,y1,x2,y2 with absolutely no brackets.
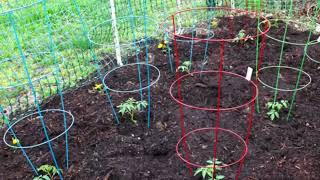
0,0,209,125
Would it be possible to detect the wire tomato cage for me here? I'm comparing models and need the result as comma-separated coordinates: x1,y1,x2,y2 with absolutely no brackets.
169,69,258,179
164,7,271,178
0,1,77,179
256,13,319,120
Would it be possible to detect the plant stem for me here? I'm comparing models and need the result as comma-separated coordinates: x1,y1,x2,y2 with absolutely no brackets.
131,112,135,124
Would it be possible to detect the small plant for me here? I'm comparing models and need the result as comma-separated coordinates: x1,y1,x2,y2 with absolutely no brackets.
157,39,169,53
233,29,253,44
12,137,20,145
117,98,148,124
94,83,103,92
211,18,219,29
33,164,61,180
194,158,225,180
266,100,289,121
11,137,20,153
177,60,191,73
89,83,104,94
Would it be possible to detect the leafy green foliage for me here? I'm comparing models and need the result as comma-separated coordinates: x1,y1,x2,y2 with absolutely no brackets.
266,100,289,121
117,98,148,124
33,175,51,180
12,138,20,145
177,61,191,73
33,164,61,180
158,40,167,49
211,18,219,29
238,29,246,39
194,159,225,180
93,83,104,93
233,29,253,44
157,38,171,54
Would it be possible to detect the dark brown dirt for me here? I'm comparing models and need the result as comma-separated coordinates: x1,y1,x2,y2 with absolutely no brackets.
1,16,320,180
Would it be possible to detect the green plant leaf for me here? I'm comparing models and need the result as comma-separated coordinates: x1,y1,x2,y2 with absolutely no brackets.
118,108,126,115
37,164,60,177
214,160,222,165
202,169,207,179
238,29,246,39
177,61,191,73
281,100,288,108
275,103,283,111
206,160,213,164
194,168,202,176
215,175,225,180
177,66,187,72
267,110,275,115
42,175,51,180
270,113,275,120
183,61,191,67
275,111,279,119
137,100,148,111
266,102,273,109
118,98,148,123
207,169,213,177
195,159,224,179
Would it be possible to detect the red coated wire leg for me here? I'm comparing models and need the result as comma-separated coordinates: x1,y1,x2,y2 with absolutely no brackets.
213,41,225,176
235,96,255,179
172,15,193,176
218,42,225,72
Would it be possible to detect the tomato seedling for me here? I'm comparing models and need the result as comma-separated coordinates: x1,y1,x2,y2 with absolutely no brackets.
194,158,225,180
266,100,289,121
177,60,192,73
117,98,148,124
33,164,62,180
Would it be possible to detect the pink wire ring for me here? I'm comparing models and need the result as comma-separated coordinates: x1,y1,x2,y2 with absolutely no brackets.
161,6,271,43
169,71,258,111
176,127,248,168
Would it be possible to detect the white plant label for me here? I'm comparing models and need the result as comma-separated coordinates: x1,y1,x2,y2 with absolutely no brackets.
246,67,253,81
317,36,320,42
